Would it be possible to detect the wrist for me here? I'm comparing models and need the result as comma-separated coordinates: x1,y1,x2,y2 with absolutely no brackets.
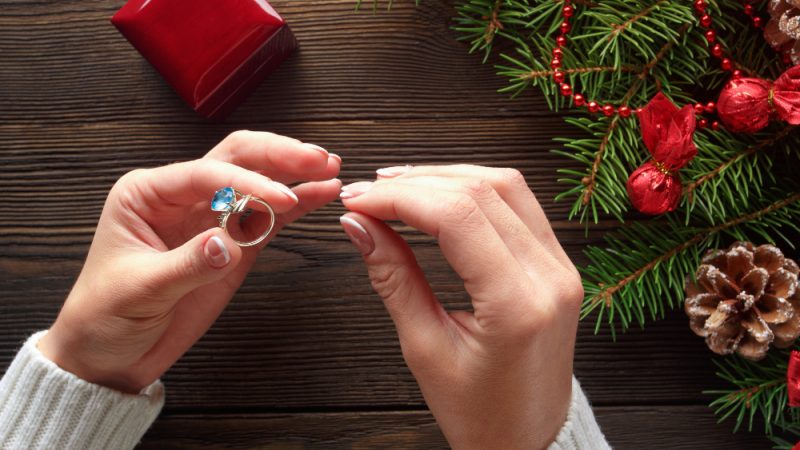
38,322,143,394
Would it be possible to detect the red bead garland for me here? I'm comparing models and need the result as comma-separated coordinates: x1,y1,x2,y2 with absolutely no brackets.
547,0,761,126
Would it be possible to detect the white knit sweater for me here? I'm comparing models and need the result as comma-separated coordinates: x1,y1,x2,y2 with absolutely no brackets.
0,332,610,449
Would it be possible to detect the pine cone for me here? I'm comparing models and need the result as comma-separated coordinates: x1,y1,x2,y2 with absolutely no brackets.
684,242,800,361
766,0,800,65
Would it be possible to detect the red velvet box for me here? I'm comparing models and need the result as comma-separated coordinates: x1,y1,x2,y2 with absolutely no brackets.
112,0,296,119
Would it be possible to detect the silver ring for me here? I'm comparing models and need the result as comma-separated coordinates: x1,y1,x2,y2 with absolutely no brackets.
211,187,275,247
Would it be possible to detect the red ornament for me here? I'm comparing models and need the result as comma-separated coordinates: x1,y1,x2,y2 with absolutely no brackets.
602,104,614,117
626,93,697,215
556,36,567,47
711,43,723,57
553,70,565,83
587,101,599,113
618,105,632,118
721,58,732,71
788,351,800,407
700,14,712,27
560,83,572,97
717,65,800,133
573,93,585,107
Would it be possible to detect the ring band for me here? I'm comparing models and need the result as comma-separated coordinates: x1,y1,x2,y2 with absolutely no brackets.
211,187,275,247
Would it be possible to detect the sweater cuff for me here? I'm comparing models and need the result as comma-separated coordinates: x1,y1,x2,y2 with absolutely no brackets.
547,376,610,450
0,331,164,449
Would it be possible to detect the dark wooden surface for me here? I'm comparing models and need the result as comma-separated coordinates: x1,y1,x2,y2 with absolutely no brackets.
0,1,770,448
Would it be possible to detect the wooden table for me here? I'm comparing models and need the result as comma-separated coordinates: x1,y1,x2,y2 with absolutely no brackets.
0,1,771,448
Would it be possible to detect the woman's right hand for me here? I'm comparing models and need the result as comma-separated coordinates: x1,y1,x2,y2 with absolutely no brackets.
39,131,342,394
340,165,583,450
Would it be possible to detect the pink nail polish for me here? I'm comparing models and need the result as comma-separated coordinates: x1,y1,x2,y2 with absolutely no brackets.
302,143,329,157
376,165,412,178
340,181,374,199
276,184,299,203
340,216,375,255
206,236,231,268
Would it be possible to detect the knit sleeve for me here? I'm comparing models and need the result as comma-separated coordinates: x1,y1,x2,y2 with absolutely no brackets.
547,376,611,450
0,331,164,449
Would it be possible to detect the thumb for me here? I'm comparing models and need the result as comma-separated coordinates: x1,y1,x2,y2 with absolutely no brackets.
340,213,450,358
145,228,243,300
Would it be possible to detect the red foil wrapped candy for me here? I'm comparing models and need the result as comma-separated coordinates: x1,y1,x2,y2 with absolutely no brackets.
626,93,697,215
112,0,297,120
717,65,800,133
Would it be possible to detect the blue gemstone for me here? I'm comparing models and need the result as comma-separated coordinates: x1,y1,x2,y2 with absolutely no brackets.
211,187,235,212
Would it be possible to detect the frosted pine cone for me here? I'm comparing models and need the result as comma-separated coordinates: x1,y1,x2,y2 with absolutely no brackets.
766,0,800,65
684,242,800,361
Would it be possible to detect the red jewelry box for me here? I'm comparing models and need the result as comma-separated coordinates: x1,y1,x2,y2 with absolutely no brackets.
112,0,296,119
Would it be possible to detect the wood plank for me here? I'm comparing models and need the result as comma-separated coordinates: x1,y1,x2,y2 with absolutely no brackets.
138,406,771,449
0,0,545,124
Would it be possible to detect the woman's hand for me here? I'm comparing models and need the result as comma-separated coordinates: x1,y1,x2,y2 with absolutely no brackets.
340,165,583,450
39,131,342,393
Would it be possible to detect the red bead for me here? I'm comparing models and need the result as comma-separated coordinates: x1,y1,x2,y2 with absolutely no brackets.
711,43,723,57
588,101,599,113
552,48,563,59
553,70,565,83
705,101,715,113
602,104,614,117
712,121,720,131
698,119,708,129
721,58,732,71
753,16,763,28
573,93,585,107
700,14,711,27
562,4,575,18
732,69,742,79
694,103,705,114
744,4,754,15
556,36,567,47
636,107,644,115
560,83,572,97
618,105,631,118
560,21,572,34
551,58,562,69
705,30,716,43
694,0,706,12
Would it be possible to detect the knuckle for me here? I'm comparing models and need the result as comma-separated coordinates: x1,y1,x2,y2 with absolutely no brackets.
225,129,252,147
462,179,494,199
500,168,528,189
444,193,482,224
368,262,412,305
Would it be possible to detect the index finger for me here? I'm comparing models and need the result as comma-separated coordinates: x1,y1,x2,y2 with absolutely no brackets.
131,159,300,214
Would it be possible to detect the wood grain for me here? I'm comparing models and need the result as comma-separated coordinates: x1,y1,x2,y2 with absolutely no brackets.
139,406,767,450
0,0,774,448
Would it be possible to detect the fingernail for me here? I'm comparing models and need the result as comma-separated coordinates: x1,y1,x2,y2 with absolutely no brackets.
276,183,299,203
340,181,373,199
340,216,375,255
330,153,342,164
206,236,231,268
376,165,412,178
303,143,329,157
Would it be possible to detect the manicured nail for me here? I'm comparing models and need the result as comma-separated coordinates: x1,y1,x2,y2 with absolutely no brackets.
330,153,342,164
376,165,412,178
206,236,231,268
303,143,329,157
340,216,375,255
275,183,299,203
340,181,374,199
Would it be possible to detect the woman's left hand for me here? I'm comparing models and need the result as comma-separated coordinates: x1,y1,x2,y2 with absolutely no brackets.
39,131,341,393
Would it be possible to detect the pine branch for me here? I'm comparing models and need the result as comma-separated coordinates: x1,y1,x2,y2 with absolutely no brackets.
708,348,798,437
581,191,800,334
